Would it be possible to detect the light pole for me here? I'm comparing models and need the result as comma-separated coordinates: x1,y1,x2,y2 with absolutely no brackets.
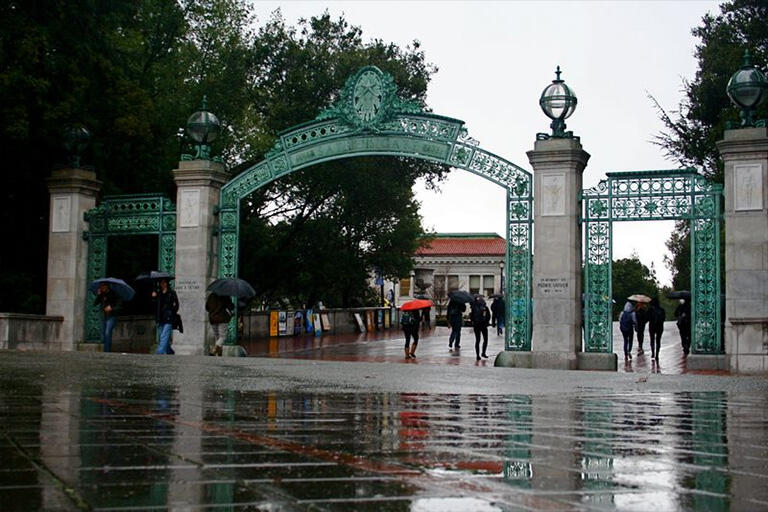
726,49,768,128
183,95,221,160
537,66,578,140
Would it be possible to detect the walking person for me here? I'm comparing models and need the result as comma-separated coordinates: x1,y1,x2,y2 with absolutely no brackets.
648,297,666,361
400,309,420,359
447,298,465,350
206,292,233,356
470,296,491,361
634,301,649,355
619,301,636,362
153,278,179,355
675,299,691,355
491,296,506,336
94,282,119,353
421,306,431,330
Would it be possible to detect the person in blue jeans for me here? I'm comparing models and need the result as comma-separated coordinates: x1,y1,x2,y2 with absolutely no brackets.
619,301,636,362
153,279,179,355
94,283,119,352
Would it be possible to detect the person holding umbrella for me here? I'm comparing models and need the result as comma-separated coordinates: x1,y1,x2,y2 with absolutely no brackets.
90,277,135,353
447,297,465,350
153,278,179,355
399,299,431,359
206,293,233,356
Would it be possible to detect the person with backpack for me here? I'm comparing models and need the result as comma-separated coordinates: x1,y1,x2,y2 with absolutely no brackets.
634,301,649,355
648,297,666,361
447,298,465,350
470,296,491,361
619,301,636,362
400,309,420,359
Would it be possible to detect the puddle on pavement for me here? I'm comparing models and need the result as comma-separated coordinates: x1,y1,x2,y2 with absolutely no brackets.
1,381,767,511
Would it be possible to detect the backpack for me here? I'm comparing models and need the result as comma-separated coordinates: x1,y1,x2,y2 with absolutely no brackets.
470,301,487,324
619,310,634,331
400,311,416,327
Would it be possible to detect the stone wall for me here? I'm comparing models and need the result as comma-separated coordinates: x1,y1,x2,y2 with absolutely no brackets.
0,314,63,350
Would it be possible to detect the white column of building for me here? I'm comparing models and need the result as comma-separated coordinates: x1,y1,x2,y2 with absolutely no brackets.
46,168,102,351
172,159,228,355
527,138,592,370
717,127,768,374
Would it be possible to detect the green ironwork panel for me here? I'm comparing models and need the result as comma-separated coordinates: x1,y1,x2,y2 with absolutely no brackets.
218,65,533,348
83,194,176,345
503,397,532,487
582,170,722,354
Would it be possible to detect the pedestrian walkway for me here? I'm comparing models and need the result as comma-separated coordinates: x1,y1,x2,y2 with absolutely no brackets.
0,351,765,511
241,321,722,375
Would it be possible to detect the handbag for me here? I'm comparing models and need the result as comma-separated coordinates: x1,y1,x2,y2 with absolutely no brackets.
172,313,184,333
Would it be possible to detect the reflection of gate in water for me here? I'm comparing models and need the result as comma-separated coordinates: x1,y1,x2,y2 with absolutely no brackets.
581,169,722,354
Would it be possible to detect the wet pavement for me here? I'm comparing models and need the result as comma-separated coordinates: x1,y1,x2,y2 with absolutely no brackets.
1,344,767,510
241,322,719,375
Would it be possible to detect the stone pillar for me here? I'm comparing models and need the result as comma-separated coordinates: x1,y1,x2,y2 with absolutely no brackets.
46,168,102,351
717,127,768,374
172,159,228,355
526,138,591,370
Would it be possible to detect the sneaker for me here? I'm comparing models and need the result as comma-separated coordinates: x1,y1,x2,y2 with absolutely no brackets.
637,349,644,355
482,353,488,358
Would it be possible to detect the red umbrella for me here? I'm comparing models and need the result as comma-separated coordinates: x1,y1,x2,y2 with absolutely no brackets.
400,299,433,311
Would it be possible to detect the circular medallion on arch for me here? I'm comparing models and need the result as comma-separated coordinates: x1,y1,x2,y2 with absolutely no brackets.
352,68,384,124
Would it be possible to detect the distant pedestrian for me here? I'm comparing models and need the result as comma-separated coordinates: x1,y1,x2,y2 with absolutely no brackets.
491,296,506,336
634,301,649,355
648,297,666,361
675,299,691,355
421,306,431,329
447,298,466,350
206,293,233,356
470,296,491,361
152,278,178,355
400,309,420,359
619,301,636,361
94,283,119,353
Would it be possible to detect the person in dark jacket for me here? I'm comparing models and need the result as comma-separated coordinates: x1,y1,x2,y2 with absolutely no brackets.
491,296,506,335
675,299,691,355
634,301,649,355
153,278,179,355
648,297,666,361
619,301,636,362
400,309,420,359
470,296,491,361
447,298,466,350
94,283,119,353
206,293,233,356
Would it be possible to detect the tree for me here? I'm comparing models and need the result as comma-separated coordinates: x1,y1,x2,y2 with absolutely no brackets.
612,255,658,319
651,0,767,294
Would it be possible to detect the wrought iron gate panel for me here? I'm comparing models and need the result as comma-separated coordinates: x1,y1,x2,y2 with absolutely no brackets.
83,194,176,343
582,169,722,354
219,66,532,349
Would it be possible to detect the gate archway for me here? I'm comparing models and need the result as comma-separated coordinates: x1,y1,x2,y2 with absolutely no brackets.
581,169,723,355
218,66,533,349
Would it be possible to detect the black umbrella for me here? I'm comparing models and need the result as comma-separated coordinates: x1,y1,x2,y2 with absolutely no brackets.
207,277,256,298
135,270,175,282
667,290,691,300
89,277,135,301
448,290,473,303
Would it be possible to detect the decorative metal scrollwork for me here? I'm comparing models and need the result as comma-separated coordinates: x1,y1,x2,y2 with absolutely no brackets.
582,169,722,355
83,194,176,343
219,66,533,350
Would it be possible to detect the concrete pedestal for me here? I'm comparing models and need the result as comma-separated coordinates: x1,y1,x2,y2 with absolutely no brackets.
172,160,228,355
46,168,102,350
717,128,768,374
527,138,590,370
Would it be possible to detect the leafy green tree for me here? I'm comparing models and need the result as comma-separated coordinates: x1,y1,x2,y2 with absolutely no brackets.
651,0,766,294
612,255,659,319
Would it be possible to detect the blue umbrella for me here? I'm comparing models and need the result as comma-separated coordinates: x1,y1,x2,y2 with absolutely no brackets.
89,277,135,301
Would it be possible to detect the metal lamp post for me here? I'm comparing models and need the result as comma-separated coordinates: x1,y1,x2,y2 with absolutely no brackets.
183,96,222,160
62,125,91,168
537,66,578,140
726,50,768,128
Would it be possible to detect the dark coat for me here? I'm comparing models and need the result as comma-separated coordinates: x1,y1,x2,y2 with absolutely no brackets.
447,300,466,320
470,301,491,328
206,294,233,324
94,289,120,318
155,289,179,325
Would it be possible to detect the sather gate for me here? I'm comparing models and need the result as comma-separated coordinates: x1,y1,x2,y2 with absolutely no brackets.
217,66,534,350
582,169,723,355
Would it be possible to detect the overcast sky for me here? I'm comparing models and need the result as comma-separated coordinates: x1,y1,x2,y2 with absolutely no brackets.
249,0,724,286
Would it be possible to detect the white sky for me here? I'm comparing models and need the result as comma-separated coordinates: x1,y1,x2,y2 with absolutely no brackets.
249,0,723,286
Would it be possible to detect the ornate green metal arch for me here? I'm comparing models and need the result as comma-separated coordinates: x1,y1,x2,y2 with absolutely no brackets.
83,194,176,343
218,66,533,350
581,169,723,354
